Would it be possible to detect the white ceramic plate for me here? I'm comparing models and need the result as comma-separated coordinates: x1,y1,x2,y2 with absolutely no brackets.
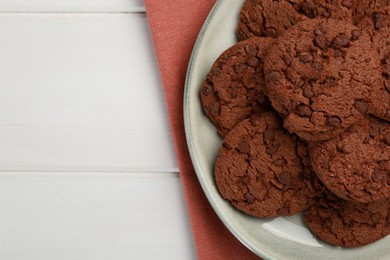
183,0,390,259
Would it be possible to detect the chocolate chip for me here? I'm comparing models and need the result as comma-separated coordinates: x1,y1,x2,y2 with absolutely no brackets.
372,169,386,183
312,62,323,71
373,12,388,30
244,45,257,57
351,30,361,41
210,102,220,116
233,63,247,73
322,10,330,19
238,140,250,154
334,49,344,57
245,192,255,203
324,219,332,228
332,34,350,47
355,101,369,114
372,213,381,224
281,54,292,66
264,27,277,38
285,44,292,53
314,35,327,49
240,175,250,185
276,172,292,186
345,124,358,133
379,124,388,134
250,116,261,126
263,129,275,144
287,182,299,190
337,143,350,154
341,0,353,9
314,28,322,35
300,1,316,18
303,85,315,98
326,117,341,128
299,52,314,63
202,84,212,96
324,74,337,85
267,143,280,155
247,57,259,67
273,157,287,166
370,123,380,137
230,86,238,98
297,104,312,117
267,71,280,84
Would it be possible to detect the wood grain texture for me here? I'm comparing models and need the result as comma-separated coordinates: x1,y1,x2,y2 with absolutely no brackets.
0,5,195,260
0,0,144,12
0,171,195,260
0,14,178,172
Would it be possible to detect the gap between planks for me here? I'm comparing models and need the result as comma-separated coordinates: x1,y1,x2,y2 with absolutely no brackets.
0,168,180,174
0,171,181,177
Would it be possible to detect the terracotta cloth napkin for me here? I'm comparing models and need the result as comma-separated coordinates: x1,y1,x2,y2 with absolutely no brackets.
144,1,260,259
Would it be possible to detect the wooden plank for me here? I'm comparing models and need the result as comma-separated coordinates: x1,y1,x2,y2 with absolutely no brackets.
0,0,145,13
0,14,178,172
0,171,195,260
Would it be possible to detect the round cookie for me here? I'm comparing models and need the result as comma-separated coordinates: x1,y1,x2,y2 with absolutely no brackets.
264,18,382,142
310,117,390,203
357,7,390,122
352,0,390,24
237,0,354,41
215,112,316,218
304,191,390,247
200,37,274,137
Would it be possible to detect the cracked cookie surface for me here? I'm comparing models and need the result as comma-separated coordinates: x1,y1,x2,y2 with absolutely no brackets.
304,191,390,247
237,0,354,41
357,7,390,122
264,19,382,142
310,117,390,203
215,112,315,218
200,37,274,137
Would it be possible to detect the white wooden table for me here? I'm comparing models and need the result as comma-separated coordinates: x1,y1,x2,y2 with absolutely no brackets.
0,1,196,259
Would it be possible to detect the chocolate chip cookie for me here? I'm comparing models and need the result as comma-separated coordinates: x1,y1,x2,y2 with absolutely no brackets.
304,191,390,247
264,18,382,142
310,117,390,203
200,37,274,136
357,7,390,121
237,0,354,41
215,112,315,217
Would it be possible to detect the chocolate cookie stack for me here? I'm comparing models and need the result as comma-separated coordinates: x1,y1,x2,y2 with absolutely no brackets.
200,0,390,248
